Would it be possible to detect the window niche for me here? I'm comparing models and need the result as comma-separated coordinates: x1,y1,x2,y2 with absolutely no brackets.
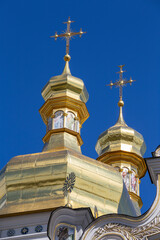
54,110,64,129
122,167,130,191
47,110,80,133
66,112,75,131
55,224,75,240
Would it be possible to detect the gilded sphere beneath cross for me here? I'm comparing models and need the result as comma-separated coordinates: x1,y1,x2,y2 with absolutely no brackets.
64,54,71,62
118,100,124,107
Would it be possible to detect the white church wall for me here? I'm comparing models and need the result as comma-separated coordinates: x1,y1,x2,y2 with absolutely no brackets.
0,211,50,239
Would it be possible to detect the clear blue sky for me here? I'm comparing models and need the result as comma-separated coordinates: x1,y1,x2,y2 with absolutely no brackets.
0,0,159,213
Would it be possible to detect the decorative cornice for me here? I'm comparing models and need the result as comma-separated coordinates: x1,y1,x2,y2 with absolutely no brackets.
92,218,160,240
39,96,89,125
42,128,83,146
93,223,136,240
97,150,147,178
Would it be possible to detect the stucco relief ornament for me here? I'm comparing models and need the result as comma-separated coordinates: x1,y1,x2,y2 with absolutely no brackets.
63,172,76,208
93,223,137,240
93,217,160,240
131,216,160,239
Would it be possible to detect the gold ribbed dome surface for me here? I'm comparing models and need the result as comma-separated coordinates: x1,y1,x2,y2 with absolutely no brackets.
41,60,89,103
96,106,146,158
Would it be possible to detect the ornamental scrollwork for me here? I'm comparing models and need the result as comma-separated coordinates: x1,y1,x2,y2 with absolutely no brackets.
93,223,137,240
132,215,160,239
93,215,160,240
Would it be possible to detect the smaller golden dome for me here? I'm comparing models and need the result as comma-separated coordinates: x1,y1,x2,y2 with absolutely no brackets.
95,106,146,158
97,65,146,159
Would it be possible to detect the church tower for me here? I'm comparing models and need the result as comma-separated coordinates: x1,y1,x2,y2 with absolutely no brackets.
96,65,147,213
39,18,89,154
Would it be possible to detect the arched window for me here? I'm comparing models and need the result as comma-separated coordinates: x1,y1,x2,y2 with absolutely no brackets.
54,111,64,129
122,168,130,190
48,117,52,131
66,112,75,131
131,170,137,194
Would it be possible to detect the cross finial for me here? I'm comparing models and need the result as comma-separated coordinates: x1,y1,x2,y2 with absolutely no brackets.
50,17,86,61
106,65,136,107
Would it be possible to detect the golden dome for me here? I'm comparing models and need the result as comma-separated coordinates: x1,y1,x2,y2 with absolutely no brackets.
95,105,146,158
41,60,89,104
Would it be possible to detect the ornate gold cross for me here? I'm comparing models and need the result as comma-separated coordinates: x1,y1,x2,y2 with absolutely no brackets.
50,17,86,57
107,65,135,106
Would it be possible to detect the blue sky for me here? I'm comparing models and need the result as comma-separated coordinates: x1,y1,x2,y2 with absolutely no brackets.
0,0,159,213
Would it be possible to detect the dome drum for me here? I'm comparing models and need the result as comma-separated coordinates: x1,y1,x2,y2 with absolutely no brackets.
97,150,147,179
39,96,89,126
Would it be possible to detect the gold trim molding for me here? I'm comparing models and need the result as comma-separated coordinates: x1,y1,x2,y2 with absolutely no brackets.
39,96,89,125
42,128,83,146
97,150,147,178
129,191,143,209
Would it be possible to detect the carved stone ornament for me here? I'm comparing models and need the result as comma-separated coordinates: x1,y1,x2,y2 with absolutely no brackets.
93,217,160,240
93,223,136,240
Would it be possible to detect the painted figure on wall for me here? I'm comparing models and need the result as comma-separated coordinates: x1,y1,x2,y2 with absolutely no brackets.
122,168,130,190
131,170,137,193
54,111,64,129
66,112,75,131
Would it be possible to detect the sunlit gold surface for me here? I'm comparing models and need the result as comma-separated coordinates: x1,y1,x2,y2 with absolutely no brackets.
39,96,89,125
129,191,143,209
43,128,83,145
97,151,147,179
0,149,134,217
42,129,83,153
95,104,146,209
40,49,89,153
95,110,146,158
41,61,89,103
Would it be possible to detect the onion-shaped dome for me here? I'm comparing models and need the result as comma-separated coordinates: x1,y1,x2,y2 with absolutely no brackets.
95,105,146,158
41,56,89,104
